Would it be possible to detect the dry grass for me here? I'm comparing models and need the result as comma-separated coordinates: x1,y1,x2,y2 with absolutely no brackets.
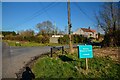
93,47,119,62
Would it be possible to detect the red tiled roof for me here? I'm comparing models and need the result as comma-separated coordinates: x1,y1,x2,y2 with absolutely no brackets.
90,30,96,32
81,28,96,33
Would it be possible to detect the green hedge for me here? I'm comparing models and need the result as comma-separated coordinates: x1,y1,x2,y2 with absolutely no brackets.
3,35,49,44
58,35,88,44
73,35,88,43
58,35,69,44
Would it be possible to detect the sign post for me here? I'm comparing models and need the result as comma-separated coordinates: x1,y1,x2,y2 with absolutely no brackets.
86,58,88,70
78,45,93,70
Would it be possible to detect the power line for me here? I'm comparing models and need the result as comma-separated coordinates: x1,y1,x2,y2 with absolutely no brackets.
40,3,54,22
25,2,57,22
27,2,54,20
12,2,59,28
74,2,95,23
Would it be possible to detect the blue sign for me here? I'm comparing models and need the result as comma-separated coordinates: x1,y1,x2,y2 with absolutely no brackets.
78,45,93,58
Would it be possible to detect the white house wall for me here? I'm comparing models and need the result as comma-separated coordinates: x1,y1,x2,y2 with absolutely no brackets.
73,29,84,35
73,28,98,39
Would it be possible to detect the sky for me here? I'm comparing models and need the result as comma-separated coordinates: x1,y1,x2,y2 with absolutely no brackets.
0,2,2,31
2,2,104,33
2,0,120,2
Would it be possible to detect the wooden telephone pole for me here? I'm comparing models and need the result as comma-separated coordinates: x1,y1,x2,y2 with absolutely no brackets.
67,0,73,53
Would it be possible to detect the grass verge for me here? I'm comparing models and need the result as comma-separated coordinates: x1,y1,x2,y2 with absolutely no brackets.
32,51,120,79
3,40,63,47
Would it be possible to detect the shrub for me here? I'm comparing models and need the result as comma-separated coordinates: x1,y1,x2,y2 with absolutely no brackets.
102,30,120,47
15,35,24,41
41,35,49,43
58,35,88,44
102,33,110,47
73,35,80,43
3,34,50,44
23,36,35,42
34,36,42,43
114,30,120,46
58,35,69,44
3,34,16,40
73,35,88,43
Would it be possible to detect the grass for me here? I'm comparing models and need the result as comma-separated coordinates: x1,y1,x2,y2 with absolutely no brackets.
32,51,120,79
3,40,63,47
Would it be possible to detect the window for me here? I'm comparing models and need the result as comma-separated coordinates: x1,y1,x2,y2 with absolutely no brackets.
90,34,92,36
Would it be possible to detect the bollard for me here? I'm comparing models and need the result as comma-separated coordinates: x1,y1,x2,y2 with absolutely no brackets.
62,46,64,54
51,47,52,57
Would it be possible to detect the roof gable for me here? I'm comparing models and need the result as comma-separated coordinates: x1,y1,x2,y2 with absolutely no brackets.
81,28,96,33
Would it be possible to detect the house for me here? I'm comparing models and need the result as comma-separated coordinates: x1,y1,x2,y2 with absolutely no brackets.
0,34,4,38
73,28,98,39
52,35,63,38
50,35,63,43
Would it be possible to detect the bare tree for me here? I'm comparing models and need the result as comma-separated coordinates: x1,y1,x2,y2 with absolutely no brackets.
19,29,34,37
36,20,54,35
96,2,120,46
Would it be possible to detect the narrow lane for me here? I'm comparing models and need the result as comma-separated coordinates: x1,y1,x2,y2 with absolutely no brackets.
2,42,51,78
0,42,2,80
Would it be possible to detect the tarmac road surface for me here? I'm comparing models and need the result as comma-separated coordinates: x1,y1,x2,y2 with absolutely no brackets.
2,42,51,78
2,42,75,79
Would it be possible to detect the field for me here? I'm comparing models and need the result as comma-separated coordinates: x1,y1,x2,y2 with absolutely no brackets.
32,48,120,79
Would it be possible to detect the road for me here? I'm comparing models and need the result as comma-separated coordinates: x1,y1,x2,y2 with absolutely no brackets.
0,42,2,79
2,42,51,78
0,42,101,79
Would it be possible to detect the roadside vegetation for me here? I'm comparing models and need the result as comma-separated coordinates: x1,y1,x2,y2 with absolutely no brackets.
2,30,100,47
2,21,102,47
2,3,120,48
95,3,120,47
32,48,120,79
2,2,120,79
3,40,63,47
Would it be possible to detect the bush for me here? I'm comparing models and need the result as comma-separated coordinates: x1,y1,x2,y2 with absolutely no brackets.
15,35,24,41
41,35,49,43
34,36,42,43
73,35,80,43
102,33,110,47
102,30,120,47
2,31,16,36
114,30,120,46
23,36,35,42
3,34,50,44
3,34,16,40
58,35,69,44
73,35,88,43
58,35,88,44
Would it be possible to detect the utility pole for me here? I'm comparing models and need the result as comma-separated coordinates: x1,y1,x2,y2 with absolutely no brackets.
54,22,56,35
67,0,73,53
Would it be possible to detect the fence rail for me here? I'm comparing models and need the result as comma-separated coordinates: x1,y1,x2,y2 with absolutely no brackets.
50,46,64,57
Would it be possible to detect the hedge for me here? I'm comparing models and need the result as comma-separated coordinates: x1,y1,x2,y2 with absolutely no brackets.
3,35,49,44
58,35,88,44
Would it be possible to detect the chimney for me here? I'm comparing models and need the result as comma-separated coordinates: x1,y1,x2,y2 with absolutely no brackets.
88,26,90,29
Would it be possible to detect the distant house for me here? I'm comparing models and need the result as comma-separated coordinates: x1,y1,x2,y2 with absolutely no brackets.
52,35,63,38
73,28,98,39
50,35,63,43
0,34,4,38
